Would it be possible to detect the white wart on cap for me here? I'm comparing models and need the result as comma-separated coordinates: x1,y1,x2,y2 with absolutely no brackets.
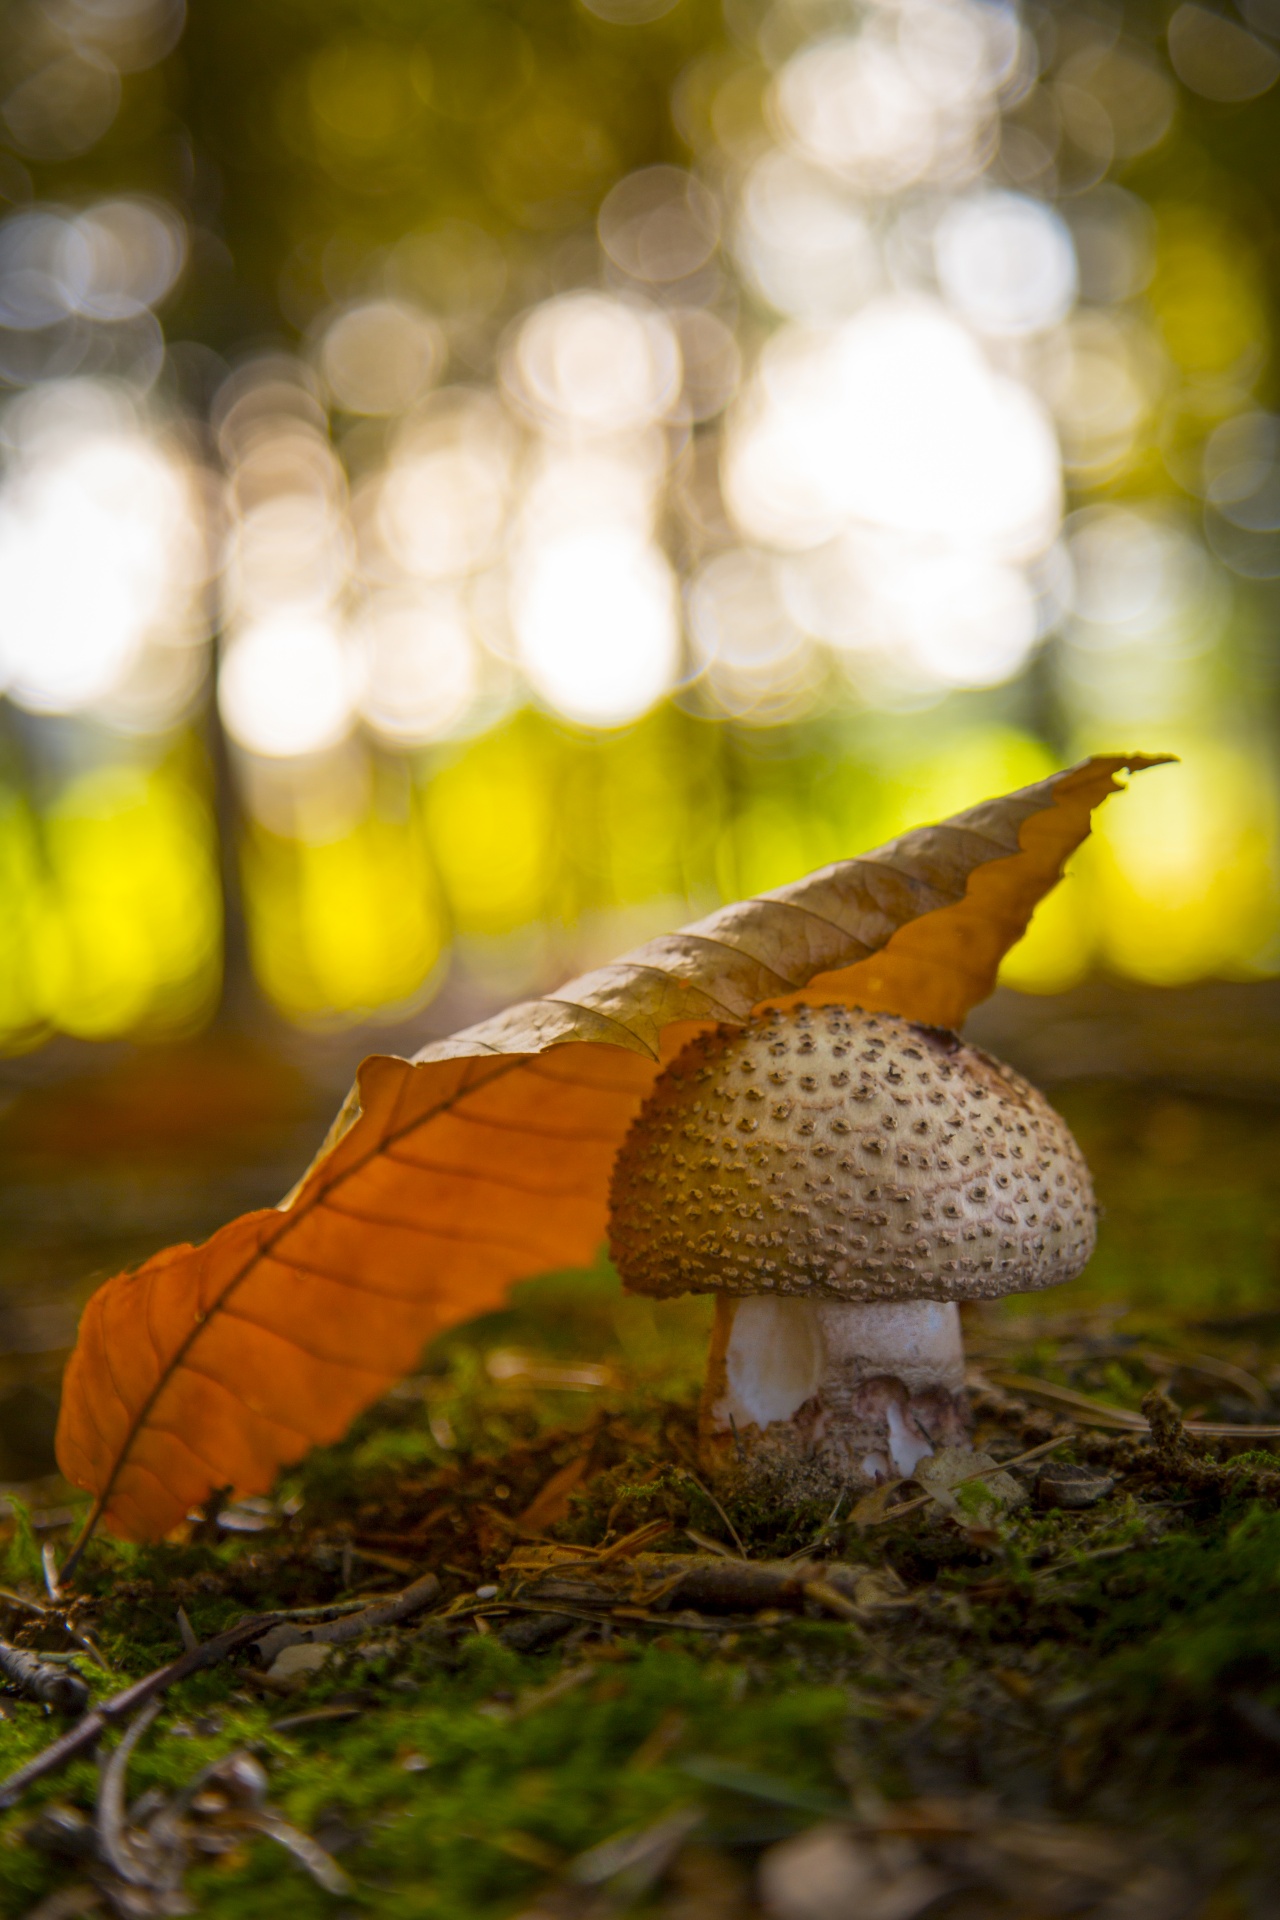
608,1004,1096,1496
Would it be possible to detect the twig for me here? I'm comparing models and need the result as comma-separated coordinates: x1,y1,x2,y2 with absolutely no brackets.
247,1811,352,1894
684,1528,737,1560
679,1470,746,1557
0,1617,268,1811
1136,1345,1271,1410
57,1501,104,1587
64,1625,112,1674
270,1704,365,1734
351,1544,420,1576
803,1579,864,1624
252,1569,440,1664
96,1698,164,1886
591,1520,671,1568
175,1608,198,1655
0,1587,48,1616
1032,1539,1143,1587
42,1543,61,1603
483,1596,772,1634
784,1490,848,1562
0,1640,90,1716
987,1371,1280,1438
235,1593,386,1623
0,1571,441,1811
475,1599,636,1629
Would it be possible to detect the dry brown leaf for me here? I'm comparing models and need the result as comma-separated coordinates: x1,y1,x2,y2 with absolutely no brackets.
55,754,1168,1551
515,1455,593,1533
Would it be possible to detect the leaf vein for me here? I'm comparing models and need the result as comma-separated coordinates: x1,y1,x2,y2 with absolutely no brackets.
168,1361,315,1443
378,1144,601,1199
316,1196,552,1260
258,1248,435,1300
216,1306,392,1376
435,1108,616,1145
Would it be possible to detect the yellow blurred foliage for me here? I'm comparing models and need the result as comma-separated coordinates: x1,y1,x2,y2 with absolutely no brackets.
304,41,424,164
423,720,554,937
1148,206,1270,383
867,727,1060,843
717,797,815,899
0,757,222,1051
243,806,446,1026
8,719,1272,1049
1087,746,1279,983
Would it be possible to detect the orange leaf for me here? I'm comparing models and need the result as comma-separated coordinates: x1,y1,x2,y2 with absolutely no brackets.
55,753,1168,1548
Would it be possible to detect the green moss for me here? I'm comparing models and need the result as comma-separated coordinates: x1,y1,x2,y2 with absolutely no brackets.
0,1630,857,1917
1074,1508,1280,1709
1,1500,40,1589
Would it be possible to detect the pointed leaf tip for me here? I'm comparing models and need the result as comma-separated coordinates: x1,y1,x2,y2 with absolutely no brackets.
56,752,1168,1545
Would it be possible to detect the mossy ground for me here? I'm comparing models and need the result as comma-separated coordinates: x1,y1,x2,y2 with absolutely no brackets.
0,1081,1279,1917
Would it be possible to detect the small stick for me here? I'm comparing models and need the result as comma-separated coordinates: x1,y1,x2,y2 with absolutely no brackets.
247,1811,352,1895
679,1470,746,1558
0,1572,441,1811
684,1528,737,1560
282,1572,441,1634
803,1579,864,1624
988,1370,1280,1438
42,1543,61,1603
591,1520,671,1568
57,1499,107,1587
1032,1539,1142,1586
0,1587,48,1616
234,1594,384,1624
488,1597,778,1636
979,1431,1074,1475
0,1641,90,1716
784,1490,848,1562
0,1618,267,1810
64,1625,112,1674
252,1570,441,1664
96,1698,164,1886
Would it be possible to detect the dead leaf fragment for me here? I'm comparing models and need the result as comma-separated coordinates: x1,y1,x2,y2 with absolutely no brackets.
915,1448,1027,1519
55,755,1168,1548
264,1643,332,1689
759,1822,951,1920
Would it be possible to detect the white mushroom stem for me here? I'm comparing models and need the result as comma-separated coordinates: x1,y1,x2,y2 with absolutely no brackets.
700,1295,970,1491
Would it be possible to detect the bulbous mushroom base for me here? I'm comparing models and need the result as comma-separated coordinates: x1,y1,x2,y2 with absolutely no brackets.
699,1295,971,1502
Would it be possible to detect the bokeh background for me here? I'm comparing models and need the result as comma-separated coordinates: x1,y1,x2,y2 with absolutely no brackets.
0,0,1278,1480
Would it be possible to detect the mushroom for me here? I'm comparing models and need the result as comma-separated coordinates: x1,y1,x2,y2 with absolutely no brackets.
608,1003,1095,1499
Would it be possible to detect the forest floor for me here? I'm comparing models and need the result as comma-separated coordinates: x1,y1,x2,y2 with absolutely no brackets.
0,1019,1279,1918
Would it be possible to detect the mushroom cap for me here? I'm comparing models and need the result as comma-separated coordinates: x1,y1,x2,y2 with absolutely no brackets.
608,1004,1095,1304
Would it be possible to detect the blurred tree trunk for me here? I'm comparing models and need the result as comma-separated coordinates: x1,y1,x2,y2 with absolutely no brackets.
206,647,259,1031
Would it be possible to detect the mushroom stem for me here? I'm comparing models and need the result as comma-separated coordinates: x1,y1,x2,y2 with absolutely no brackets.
699,1295,971,1496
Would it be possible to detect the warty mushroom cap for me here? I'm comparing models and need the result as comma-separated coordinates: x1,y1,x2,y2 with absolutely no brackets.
608,1004,1096,1304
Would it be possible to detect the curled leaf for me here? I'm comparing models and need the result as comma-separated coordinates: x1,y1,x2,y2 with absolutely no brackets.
56,753,1168,1546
